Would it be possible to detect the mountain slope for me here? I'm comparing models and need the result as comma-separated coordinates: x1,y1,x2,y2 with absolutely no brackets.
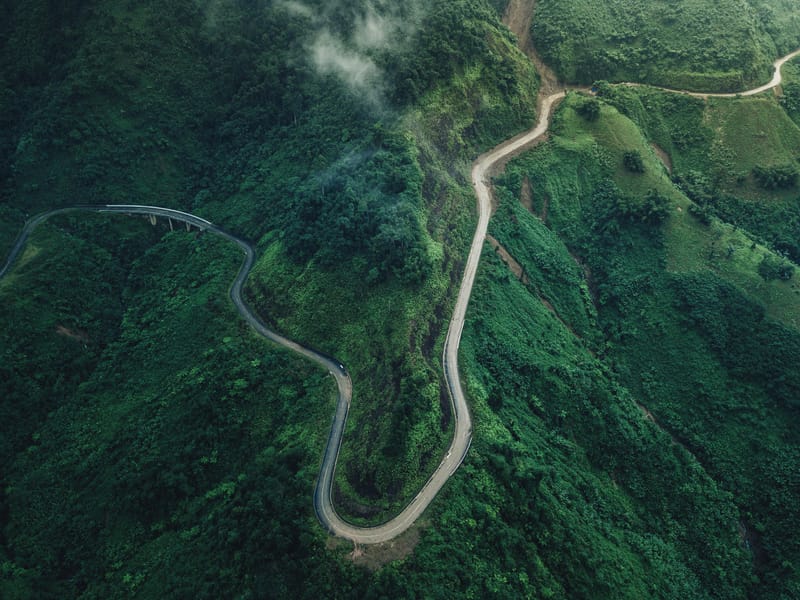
2,0,800,597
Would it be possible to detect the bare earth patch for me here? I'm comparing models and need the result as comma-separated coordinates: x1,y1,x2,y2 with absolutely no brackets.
503,0,564,98
328,524,422,571
519,175,534,213
487,234,529,284
56,325,90,343
650,142,673,174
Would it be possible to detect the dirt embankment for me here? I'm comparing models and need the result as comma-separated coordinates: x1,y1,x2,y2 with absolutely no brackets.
502,0,563,98
487,234,529,283
650,143,673,174
56,325,90,343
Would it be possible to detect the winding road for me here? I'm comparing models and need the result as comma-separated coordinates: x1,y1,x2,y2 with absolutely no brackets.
625,48,800,99
2,46,798,545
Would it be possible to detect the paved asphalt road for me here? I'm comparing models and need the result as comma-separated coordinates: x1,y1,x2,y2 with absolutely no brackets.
1,47,796,543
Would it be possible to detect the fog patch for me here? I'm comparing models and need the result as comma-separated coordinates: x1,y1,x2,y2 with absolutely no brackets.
274,0,313,19
312,32,383,104
276,1,424,112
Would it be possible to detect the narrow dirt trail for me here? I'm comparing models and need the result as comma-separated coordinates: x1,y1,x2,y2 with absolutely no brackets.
624,49,800,98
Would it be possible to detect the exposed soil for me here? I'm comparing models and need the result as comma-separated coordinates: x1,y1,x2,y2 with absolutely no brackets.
487,234,529,284
637,402,657,424
328,525,422,571
540,193,549,222
538,295,591,353
503,0,564,98
55,324,90,343
650,142,673,174
519,175,534,213
739,520,767,567
634,400,689,454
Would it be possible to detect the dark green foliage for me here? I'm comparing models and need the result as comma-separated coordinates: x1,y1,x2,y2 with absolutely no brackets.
2,1,543,595
496,105,800,596
758,254,796,280
587,181,668,229
392,0,508,105
0,225,369,598
282,129,431,285
4,0,800,597
626,190,670,223
780,81,800,115
752,163,799,189
622,150,645,173
576,97,601,121
672,273,800,409
457,200,750,598
688,202,713,225
531,0,798,91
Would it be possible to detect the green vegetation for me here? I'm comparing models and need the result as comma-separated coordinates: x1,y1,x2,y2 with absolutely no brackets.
533,0,800,91
622,150,645,173
596,81,800,268
752,163,799,189
3,0,800,597
780,56,800,124
576,97,601,121
0,217,352,598
1,0,540,525
490,93,800,597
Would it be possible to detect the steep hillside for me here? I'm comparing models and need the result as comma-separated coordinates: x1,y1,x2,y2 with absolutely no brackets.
532,0,800,91
1,0,540,525
490,93,800,598
2,0,800,598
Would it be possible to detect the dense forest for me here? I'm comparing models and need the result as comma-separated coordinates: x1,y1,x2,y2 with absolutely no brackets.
532,0,800,91
2,0,800,598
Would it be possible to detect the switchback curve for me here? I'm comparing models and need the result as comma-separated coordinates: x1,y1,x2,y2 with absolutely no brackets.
2,46,797,546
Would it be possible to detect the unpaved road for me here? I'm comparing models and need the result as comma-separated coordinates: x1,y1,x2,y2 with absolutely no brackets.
625,48,800,98
2,42,798,545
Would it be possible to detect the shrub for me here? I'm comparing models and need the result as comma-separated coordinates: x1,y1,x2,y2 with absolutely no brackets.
577,97,601,121
758,254,795,281
752,164,799,190
623,150,645,173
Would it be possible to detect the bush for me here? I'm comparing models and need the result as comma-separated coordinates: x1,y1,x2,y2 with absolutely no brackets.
617,189,670,225
780,82,800,115
752,164,799,190
577,97,601,121
623,150,645,173
758,254,795,281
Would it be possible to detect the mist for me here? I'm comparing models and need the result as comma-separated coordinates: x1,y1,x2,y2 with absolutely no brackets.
276,0,424,111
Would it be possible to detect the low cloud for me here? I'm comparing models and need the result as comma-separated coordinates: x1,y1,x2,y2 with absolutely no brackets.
277,1,423,111
353,8,392,50
274,0,313,19
312,32,384,106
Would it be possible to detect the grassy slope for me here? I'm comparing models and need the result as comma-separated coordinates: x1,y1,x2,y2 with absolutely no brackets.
580,95,800,325
490,94,800,597
597,79,800,268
